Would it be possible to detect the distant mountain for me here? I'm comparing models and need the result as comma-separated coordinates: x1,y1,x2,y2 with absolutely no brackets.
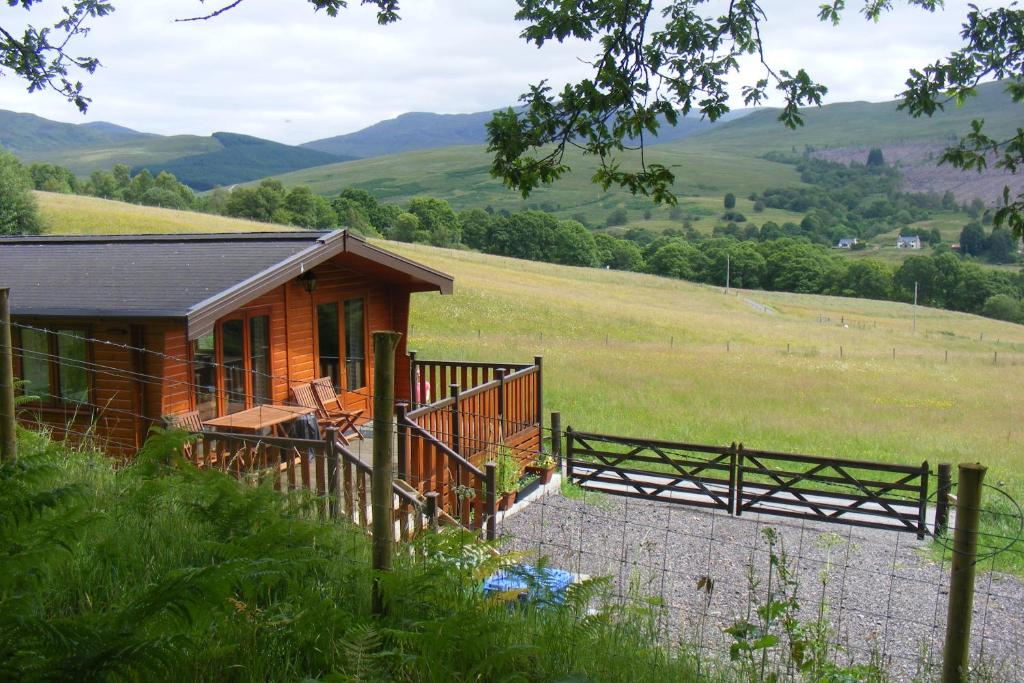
79,121,153,137
0,110,153,155
301,108,755,159
302,111,503,158
684,79,1023,153
0,109,353,190
133,132,353,191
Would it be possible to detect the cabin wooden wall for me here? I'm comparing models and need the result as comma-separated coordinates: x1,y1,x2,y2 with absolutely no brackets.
12,319,148,457
11,255,423,456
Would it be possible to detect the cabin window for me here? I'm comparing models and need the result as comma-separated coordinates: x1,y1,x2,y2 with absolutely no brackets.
222,319,247,414
220,313,272,414
17,327,90,404
192,333,217,421
315,297,366,393
316,302,341,391
344,298,366,391
249,316,271,405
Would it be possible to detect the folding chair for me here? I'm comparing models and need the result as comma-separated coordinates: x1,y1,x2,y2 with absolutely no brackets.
311,377,365,442
290,382,354,445
164,410,204,461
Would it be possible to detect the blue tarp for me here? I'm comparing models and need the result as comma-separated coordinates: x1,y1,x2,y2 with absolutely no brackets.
483,565,574,605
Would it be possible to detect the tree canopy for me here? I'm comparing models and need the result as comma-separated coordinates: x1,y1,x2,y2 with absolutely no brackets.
2,1,1022,234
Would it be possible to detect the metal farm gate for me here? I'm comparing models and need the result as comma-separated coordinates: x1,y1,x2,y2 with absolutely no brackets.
566,429,930,538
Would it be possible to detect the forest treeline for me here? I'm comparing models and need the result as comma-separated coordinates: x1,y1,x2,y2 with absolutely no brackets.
4,150,1023,324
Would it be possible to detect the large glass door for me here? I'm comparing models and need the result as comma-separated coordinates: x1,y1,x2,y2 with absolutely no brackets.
316,296,366,395
192,310,272,416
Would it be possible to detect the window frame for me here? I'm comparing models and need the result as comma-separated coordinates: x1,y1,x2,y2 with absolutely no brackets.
313,291,369,394
194,308,274,417
14,323,95,408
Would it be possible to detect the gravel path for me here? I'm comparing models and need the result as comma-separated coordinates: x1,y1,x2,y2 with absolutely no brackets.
499,486,1024,682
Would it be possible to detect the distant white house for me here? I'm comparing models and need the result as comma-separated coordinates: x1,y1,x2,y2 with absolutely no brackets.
897,235,921,249
835,238,858,249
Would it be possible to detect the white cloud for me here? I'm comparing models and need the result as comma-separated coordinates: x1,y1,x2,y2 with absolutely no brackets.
0,0,982,144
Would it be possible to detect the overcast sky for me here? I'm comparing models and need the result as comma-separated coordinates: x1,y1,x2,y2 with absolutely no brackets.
0,0,980,145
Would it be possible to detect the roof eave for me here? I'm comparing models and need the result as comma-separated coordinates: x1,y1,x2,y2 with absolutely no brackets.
184,230,454,340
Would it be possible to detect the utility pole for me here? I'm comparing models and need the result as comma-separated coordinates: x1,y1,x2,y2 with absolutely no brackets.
913,281,918,333
370,330,402,616
725,254,730,294
0,288,17,462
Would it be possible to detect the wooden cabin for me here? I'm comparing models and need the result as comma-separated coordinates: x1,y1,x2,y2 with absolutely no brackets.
0,230,453,454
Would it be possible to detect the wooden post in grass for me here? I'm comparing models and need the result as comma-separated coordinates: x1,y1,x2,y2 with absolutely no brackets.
942,463,986,683
551,411,562,471
326,427,340,519
0,288,16,463
934,463,952,537
371,331,402,617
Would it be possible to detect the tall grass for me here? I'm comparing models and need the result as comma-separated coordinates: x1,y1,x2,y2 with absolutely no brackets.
2,429,723,682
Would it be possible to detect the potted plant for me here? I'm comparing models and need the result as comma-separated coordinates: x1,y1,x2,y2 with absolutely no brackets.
525,451,557,485
495,447,519,512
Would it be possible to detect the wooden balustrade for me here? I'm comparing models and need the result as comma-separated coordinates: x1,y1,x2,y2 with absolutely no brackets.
401,356,543,535
408,352,533,406
183,430,445,541
398,415,496,537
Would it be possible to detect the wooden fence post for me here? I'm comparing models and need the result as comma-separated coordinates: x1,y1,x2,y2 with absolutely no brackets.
534,355,543,431
396,403,408,483
485,461,497,541
934,463,952,537
0,288,16,463
408,350,417,407
425,491,439,531
550,410,562,471
917,461,929,540
450,383,460,457
942,463,987,683
326,427,339,519
496,368,506,438
371,331,402,617
564,426,574,481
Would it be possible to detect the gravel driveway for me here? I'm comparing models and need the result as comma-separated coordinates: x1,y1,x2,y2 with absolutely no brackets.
499,486,1024,682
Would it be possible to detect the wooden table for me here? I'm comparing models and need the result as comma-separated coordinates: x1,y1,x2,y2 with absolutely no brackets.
203,404,316,436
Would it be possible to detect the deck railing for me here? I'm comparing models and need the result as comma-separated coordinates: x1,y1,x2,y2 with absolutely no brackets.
408,352,536,407
184,429,447,542
400,355,544,533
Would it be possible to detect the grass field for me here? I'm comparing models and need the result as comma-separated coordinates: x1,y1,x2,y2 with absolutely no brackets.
35,191,293,234
388,241,1024,499
270,143,806,225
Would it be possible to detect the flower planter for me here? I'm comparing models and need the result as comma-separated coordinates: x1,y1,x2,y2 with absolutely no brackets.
496,491,515,512
525,464,556,486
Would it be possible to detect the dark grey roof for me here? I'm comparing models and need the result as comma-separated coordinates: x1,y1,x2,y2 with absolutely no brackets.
0,230,453,338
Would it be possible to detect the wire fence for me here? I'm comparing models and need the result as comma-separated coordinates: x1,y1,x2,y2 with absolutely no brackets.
5,324,1024,681
497,468,1024,682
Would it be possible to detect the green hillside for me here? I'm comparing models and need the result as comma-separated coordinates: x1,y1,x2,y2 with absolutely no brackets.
685,79,1022,155
392,242,1024,492
133,132,351,191
270,143,806,225
0,109,152,155
31,198,1024,495
19,134,222,175
35,191,294,234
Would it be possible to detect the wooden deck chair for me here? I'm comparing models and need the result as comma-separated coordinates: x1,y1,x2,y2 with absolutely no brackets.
311,377,365,442
166,410,203,433
290,382,352,445
164,410,204,461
